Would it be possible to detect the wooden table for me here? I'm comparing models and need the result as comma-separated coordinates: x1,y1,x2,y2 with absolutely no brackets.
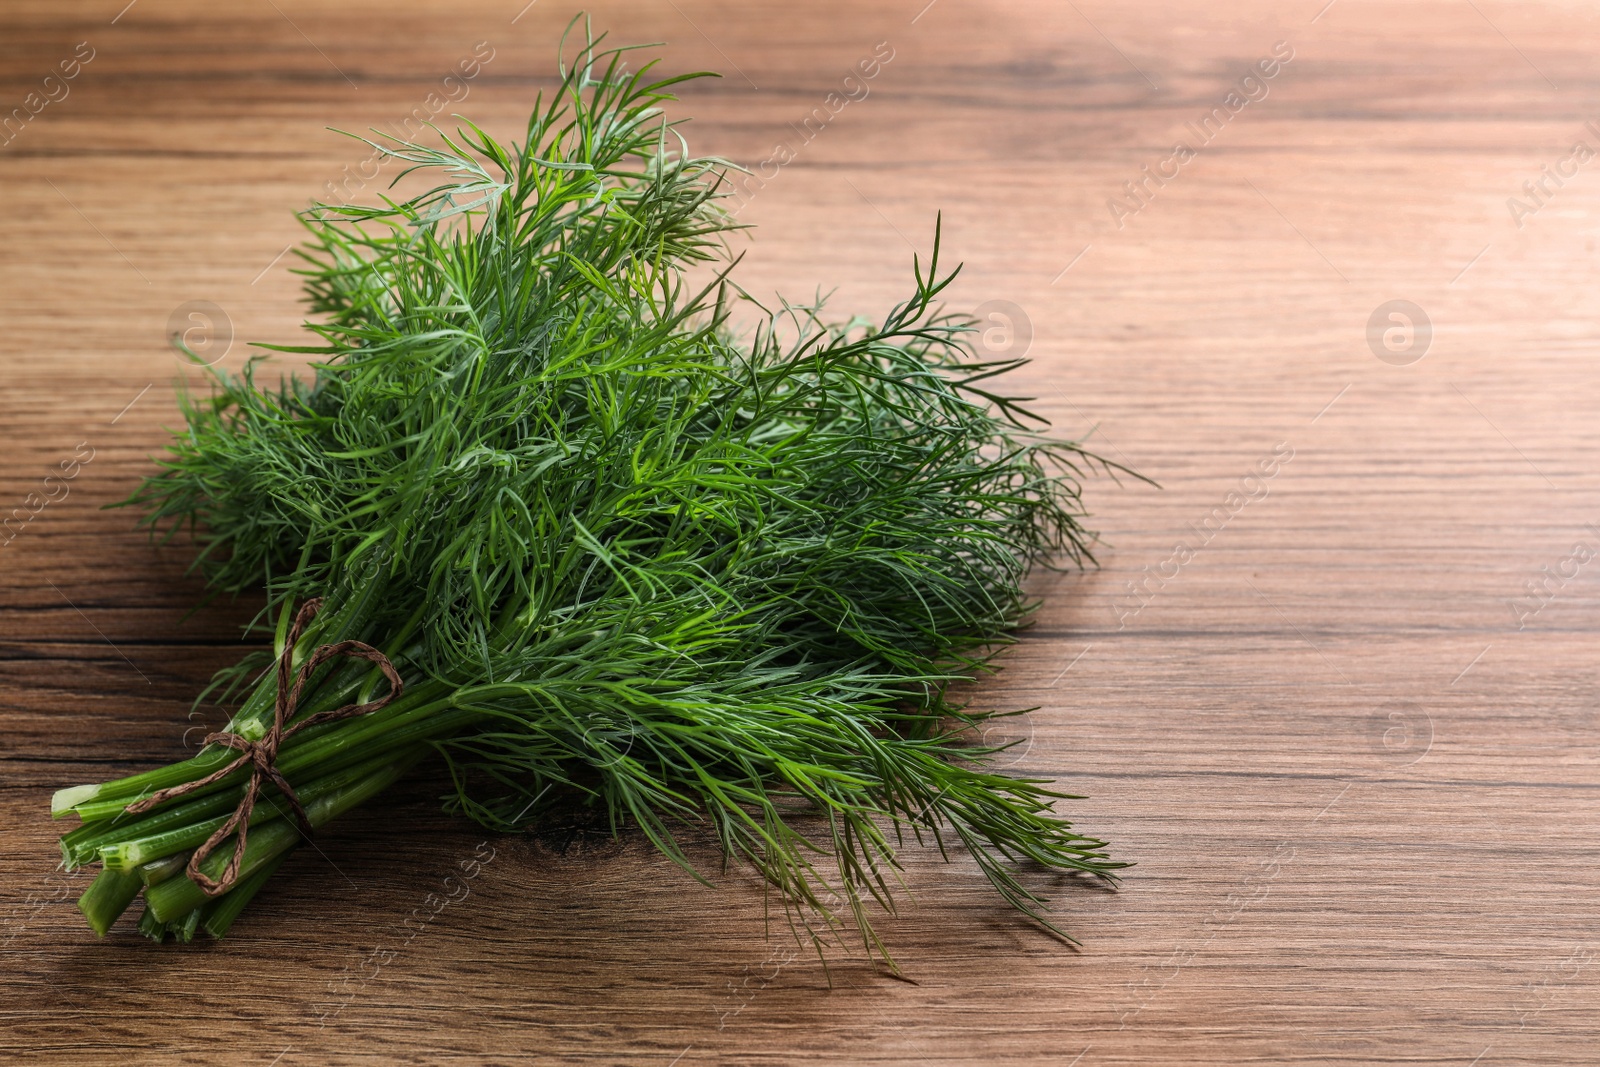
3,0,1597,1062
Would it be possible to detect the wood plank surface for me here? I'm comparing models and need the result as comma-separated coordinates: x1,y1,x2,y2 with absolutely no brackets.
3,0,1599,1063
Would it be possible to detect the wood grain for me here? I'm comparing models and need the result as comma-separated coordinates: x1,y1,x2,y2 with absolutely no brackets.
4,0,1599,1063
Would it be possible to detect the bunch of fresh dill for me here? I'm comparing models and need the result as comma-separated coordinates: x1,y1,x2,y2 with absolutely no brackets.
53,24,1135,957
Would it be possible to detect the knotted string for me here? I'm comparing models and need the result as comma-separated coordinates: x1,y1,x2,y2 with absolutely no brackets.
125,598,402,896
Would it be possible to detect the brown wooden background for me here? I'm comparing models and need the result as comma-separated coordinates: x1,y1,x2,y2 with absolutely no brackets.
4,0,1599,1063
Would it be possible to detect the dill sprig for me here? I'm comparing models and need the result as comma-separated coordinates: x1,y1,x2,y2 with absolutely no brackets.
52,19,1138,959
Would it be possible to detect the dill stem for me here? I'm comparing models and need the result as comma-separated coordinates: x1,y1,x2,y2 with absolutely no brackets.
97,748,429,871
136,853,190,887
77,868,143,937
52,591,402,820
174,906,203,942
202,850,291,938
145,751,423,923
63,682,467,824
135,902,164,941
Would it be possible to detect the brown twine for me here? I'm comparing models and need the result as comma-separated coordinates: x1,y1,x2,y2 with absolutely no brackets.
125,598,403,897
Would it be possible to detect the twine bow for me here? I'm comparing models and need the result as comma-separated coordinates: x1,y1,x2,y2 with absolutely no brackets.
125,598,403,896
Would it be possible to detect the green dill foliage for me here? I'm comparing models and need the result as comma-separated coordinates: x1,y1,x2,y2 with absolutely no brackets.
59,22,1136,957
